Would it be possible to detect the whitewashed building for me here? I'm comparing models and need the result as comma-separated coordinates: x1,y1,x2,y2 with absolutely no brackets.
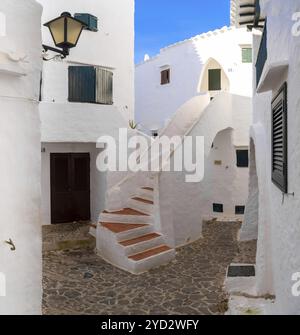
96,17,254,273
228,0,300,315
0,0,43,315
136,27,253,134
37,0,135,226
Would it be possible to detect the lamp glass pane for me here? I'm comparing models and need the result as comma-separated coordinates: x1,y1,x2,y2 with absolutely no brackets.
67,18,83,46
48,17,65,46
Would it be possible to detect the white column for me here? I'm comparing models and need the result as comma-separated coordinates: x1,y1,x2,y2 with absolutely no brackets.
0,0,43,315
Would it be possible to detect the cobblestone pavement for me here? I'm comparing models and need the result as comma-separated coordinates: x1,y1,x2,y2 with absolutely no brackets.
43,222,95,252
43,221,257,315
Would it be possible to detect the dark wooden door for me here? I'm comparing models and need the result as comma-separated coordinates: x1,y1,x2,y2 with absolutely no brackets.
50,153,91,224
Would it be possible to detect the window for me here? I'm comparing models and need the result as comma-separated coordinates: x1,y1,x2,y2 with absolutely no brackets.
68,66,113,104
161,69,170,85
272,82,288,193
236,150,249,168
208,69,221,91
213,203,223,213
242,48,252,63
235,206,245,215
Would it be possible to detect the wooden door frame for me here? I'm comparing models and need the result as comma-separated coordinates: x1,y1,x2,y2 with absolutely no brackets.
50,152,91,224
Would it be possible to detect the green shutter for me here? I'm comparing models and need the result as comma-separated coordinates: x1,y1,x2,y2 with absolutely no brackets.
96,68,113,105
272,83,288,193
242,48,252,63
208,69,221,91
68,66,96,103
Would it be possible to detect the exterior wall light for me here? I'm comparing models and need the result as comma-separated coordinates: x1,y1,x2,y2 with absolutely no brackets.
43,12,87,59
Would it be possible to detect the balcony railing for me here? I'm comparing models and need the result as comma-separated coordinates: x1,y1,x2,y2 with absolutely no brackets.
256,23,267,87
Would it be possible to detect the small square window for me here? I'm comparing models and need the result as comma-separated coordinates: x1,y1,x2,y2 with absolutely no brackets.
161,69,170,85
236,150,249,168
213,203,223,213
235,206,245,215
242,48,252,63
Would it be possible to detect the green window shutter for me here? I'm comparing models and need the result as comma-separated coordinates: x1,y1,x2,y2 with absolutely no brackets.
272,82,288,193
208,69,221,91
96,68,113,105
242,48,252,63
68,66,96,103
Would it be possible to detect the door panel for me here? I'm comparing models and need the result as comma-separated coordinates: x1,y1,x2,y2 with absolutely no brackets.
50,153,90,224
71,154,91,221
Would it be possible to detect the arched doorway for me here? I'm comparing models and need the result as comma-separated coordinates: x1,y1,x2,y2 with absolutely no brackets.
199,58,230,99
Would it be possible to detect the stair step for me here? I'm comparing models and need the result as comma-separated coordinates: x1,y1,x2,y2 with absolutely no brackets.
132,197,154,205
101,222,148,233
120,233,161,247
142,187,154,191
128,245,172,261
103,208,149,216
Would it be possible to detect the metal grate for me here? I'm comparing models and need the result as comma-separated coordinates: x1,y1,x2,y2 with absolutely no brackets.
227,265,255,277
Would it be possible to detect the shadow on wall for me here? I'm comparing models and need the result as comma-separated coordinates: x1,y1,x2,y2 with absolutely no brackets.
240,138,259,241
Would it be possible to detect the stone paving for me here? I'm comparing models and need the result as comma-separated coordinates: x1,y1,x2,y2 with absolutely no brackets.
43,222,95,252
42,221,257,315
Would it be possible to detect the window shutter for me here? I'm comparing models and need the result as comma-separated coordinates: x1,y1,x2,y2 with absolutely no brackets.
272,82,288,193
208,69,221,91
68,66,96,103
161,69,170,85
96,68,113,105
242,48,252,63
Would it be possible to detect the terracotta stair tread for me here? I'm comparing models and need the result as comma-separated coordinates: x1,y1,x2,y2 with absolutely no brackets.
142,187,154,191
101,222,148,233
132,197,154,205
119,233,161,247
128,245,172,261
103,208,149,216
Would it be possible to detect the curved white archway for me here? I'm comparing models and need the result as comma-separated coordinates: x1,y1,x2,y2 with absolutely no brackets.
198,57,230,95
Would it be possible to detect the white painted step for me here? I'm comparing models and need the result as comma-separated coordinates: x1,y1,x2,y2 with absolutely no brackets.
136,189,154,202
120,234,165,256
115,225,155,241
100,209,154,224
128,246,176,274
127,198,154,215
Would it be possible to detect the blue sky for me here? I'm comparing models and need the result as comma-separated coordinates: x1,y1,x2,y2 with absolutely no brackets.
135,0,230,63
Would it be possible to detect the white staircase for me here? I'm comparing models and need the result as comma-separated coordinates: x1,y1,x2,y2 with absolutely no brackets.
96,186,176,274
95,93,212,273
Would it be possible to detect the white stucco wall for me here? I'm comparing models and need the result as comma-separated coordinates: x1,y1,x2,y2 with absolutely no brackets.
241,0,300,314
135,27,252,131
38,0,133,145
0,0,42,315
158,93,252,247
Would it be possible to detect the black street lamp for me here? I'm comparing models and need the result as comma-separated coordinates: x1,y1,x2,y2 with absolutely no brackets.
43,12,87,59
